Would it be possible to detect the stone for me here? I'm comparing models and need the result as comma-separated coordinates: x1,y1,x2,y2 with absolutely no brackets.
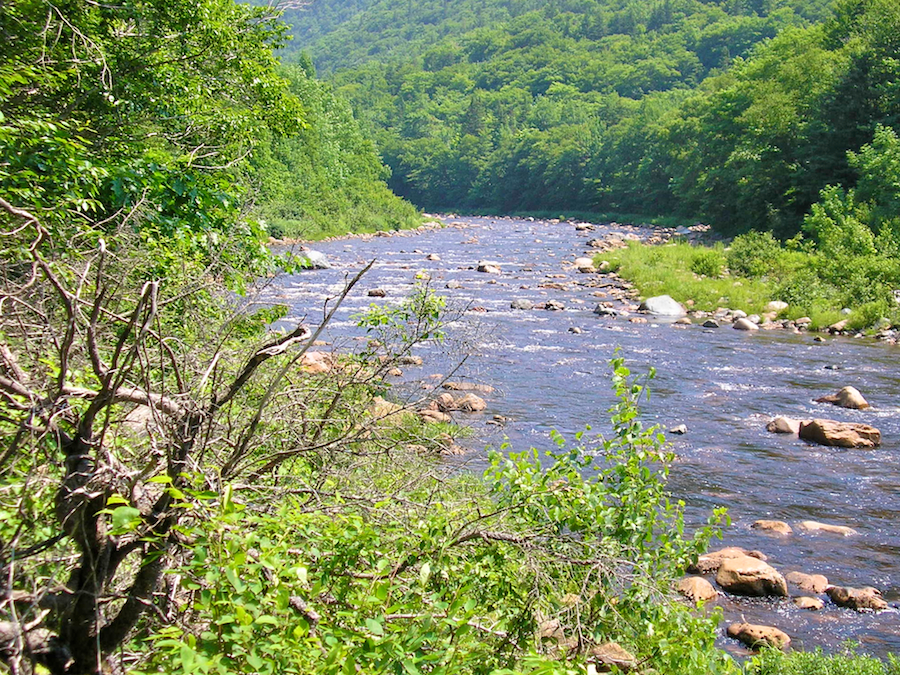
815,386,870,410
798,419,881,448
715,556,788,597
727,622,791,650
639,295,686,317
670,424,688,435
826,585,888,612
368,396,403,418
388,367,403,377
510,299,534,310
544,299,566,311
678,577,718,603
298,249,331,269
733,318,759,331
688,547,767,575
675,317,692,325
829,319,848,333
445,280,463,289
785,571,829,594
766,301,789,313
594,305,620,317
456,393,487,412
398,355,424,366
589,642,637,672
368,288,387,297
433,393,457,412
442,382,495,394
568,326,583,334
766,416,802,435
794,596,825,611
796,520,858,536
796,316,812,326
751,520,793,536
477,261,502,274
426,253,441,261
732,310,748,319
702,319,720,328
300,351,335,374
418,409,452,424
574,257,596,272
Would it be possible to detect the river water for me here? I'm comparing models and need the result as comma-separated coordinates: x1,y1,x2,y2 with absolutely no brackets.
266,215,900,658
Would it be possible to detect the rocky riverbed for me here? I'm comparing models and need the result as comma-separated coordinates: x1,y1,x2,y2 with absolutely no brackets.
267,214,900,659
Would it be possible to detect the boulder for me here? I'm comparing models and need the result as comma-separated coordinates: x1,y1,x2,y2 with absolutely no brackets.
826,585,888,612
442,382,495,394
589,642,637,673
477,261,502,274
367,396,403,419
433,393,456,412
568,326,583,334
727,622,791,650
544,299,566,311
751,520,793,536
677,577,718,603
815,386,870,410
426,253,441,261
796,520,858,536
793,596,825,611
733,318,759,331
298,249,331,269
715,555,788,597
785,571,829,594
398,355,424,366
688,547,767,575
766,416,802,435
675,317,692,325
574,257,596,272
798,419,881,448
639,295,686,318
766,301,789,313
510,299,534,310
593,305,620,317
670,424,688,435
702,319,720,328
445,280,463,289
300,351,335,374
456,393,487,412
368,288,387,297
418,409,452,424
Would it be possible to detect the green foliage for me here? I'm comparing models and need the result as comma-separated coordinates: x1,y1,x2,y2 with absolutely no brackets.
690,247,726,277
138,358,732,675
746,647,900,675
726,231,784,278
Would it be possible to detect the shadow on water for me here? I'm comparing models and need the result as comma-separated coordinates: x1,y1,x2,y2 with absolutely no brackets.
267,216,900,658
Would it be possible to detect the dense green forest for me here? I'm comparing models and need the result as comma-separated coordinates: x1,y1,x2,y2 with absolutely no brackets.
274,0,899,241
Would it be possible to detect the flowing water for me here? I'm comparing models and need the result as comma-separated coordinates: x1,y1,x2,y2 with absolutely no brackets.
266,215,900,658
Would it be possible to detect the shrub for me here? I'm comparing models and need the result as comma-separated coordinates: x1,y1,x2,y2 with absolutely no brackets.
726,231,783,278
691,247,726,277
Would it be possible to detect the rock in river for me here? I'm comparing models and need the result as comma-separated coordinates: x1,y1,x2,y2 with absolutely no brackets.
727,622,791,650
678,576,718,603
798,419,881,448
639,295,686,317
785,571,829,594
733,317,759,331
477,261,502,274
751,520,793,536
826,585,888,612
716,555,788,597
298,248,331,269
688,547,767,575
510,299,534,310
815,386,871,410
766,416,802,435
796,520,858,536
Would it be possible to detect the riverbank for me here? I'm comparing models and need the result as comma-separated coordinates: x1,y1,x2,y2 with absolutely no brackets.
595,229,900,342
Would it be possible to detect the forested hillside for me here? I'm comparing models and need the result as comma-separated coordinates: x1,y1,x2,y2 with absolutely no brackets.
272,0,899,241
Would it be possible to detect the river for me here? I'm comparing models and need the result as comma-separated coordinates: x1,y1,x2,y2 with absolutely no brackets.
266,215,900,658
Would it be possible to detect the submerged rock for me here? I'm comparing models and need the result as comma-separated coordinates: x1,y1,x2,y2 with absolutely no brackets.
798,419,881,448
510,299,534,310
796,520,858,536
751,520,793,536
298,248,331,269
766,416,802,435
793,596,825,611
477,261,502,274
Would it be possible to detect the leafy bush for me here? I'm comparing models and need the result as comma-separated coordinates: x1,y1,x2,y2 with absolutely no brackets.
745,647,900,675
726,231,783,278
691,247,726,277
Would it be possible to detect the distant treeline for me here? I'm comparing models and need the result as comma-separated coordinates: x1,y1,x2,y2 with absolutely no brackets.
273,0,899,240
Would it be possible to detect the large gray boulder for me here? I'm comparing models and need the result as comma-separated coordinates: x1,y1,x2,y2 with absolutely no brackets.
639,295,686,317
